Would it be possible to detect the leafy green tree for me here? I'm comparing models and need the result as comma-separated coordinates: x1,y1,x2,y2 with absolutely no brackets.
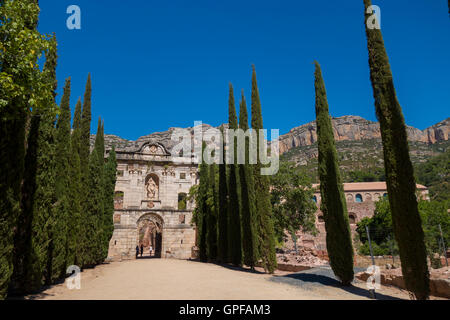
363,0,429,299
270,161,317,250
217,128,229,263
314,61,354,285
51,77,72,281
0,0,53,299
415,149,449,202
250,66,277,273
356,198,449,268
356,198,398,256
227,84,242,266
419,200,450,268
239,91,257,269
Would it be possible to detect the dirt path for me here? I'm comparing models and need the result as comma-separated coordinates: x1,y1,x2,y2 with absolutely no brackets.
28,259,412,300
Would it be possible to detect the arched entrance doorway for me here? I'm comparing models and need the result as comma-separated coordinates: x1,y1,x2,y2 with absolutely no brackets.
137,213,163,258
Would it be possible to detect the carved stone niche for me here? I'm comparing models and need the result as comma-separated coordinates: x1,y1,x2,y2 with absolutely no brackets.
113,214,121,224
145,174,159,200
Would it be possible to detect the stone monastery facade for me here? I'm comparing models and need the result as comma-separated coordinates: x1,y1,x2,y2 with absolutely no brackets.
107,141,199,261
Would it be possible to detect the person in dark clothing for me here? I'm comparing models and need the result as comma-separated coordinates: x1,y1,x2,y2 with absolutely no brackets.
136,245,140,259
140,244,144,257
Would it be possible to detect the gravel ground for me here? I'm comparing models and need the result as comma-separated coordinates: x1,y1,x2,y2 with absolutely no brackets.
26,259,411,300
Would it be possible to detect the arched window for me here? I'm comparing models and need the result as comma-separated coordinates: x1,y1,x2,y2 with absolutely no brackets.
318,215,325,223
355,194,363,203
312,196,317,203
178,193,187,210
383,193,388,198
114,191,124,209
349,214,356,224
346,194,354,202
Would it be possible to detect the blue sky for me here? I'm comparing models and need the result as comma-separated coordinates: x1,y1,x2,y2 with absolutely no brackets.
38,0,450,140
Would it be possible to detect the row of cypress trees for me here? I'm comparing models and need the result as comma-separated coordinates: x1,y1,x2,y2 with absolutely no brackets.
313,0,430,299
195,67,277,273
0,1,117,299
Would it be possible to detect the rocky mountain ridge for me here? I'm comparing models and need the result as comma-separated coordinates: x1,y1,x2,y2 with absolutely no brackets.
276,116,449,154
97,116,449,155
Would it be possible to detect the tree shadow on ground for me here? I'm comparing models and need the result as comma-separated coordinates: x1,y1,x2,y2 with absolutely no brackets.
273,272,403,300
187,259,266,275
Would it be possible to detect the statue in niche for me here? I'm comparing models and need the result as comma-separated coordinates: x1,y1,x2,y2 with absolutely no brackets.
146,176,158,199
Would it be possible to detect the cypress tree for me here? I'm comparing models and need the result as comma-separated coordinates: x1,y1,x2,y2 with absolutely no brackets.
250,66,277,273
206,163,218,261
198,142,209,262
85,118,105,265
16,36,58,293
79,74,92,266
102,146,117,261
239,91,257,269
363,0,429,299
217,128,229,263
80,74,92,176
314,61,354,285
52,77,72,281
227,84,242,266
68,98,83,267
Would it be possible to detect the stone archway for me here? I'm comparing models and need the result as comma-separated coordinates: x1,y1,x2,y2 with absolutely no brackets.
137,213,163,258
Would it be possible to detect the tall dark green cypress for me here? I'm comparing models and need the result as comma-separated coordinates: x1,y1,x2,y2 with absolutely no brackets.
363,0,429,299
227,84,242,266
68,98,83,267
17,36,58,293
52,77,72,281
217,128,229,263
85,119,105,265
102,146,117,261
79,74,92,266
207,163,218,261
198,142,209,262
250,66,277,273
238,91,257,269
314,61,354,285
80,74,92,176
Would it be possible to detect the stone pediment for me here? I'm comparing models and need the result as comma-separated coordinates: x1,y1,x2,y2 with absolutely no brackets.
139,142,169,156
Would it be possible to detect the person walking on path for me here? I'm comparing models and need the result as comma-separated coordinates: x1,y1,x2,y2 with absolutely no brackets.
140,244,144,257
135,245,140,259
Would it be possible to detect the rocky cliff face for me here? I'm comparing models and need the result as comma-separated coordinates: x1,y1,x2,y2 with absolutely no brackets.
277,116,449,154
96,116,449,155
